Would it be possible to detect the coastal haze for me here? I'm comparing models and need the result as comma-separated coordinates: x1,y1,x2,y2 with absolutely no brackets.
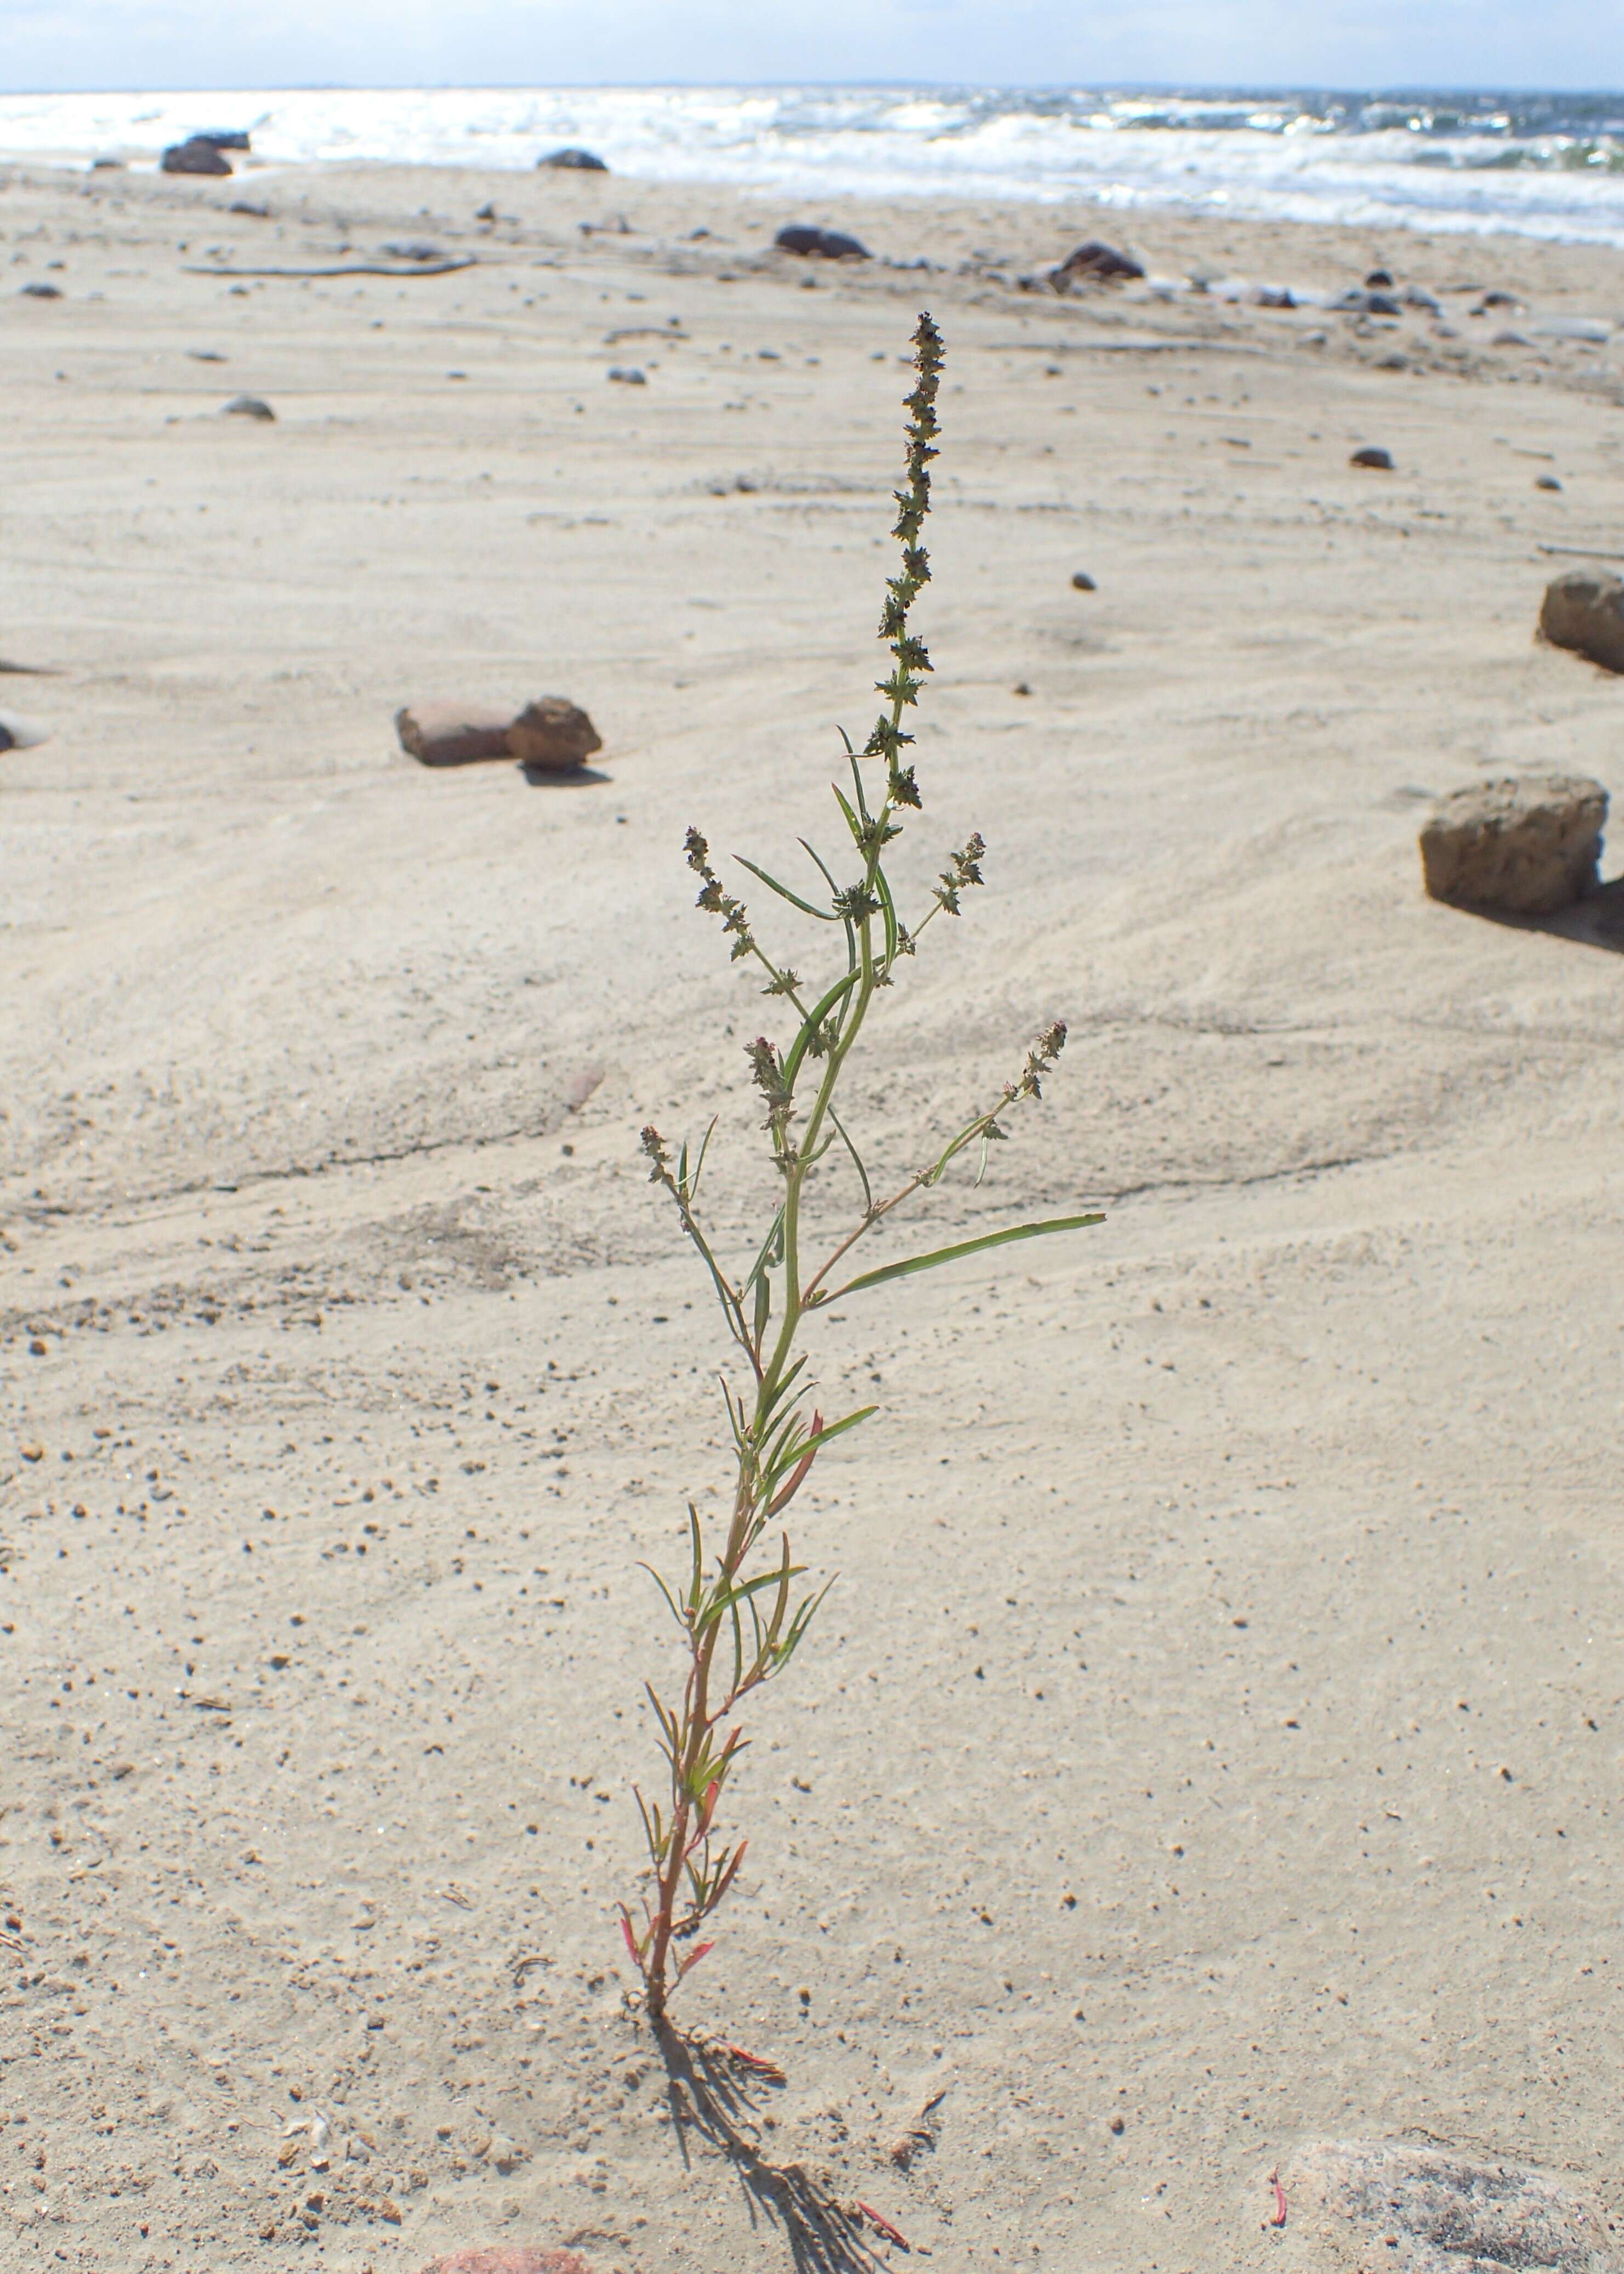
4,61,1624,2274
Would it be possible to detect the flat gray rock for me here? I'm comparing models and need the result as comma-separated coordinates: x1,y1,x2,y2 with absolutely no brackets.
1421,772,1607,916
1285,2139,1621,2274
0,708,50,752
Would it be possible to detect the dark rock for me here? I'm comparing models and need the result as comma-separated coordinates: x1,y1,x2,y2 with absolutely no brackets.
381,240,446,262
539,146,608,171
1333,287,1401,315
161,139,233,177
0,709,50,753
229,200,270,218
1402,285,1441,312
192,129,251,151
395,697,602,771
223,394,275,421
90,156,124,171
1492,328,1530,347
1349,445,1394,469
1541,568,1624,672
1535,473,1563,491
1364,266,1394,286
1254,286,1295,308
1480,288,1521,308
774,224,870,260
1421,773,1608,915
606,365,646,384
20,282,61,299
1284,2139,1621,2274
1051,239,1144,286
507,698,603,772
474,202,497,222
1070,571,1097,591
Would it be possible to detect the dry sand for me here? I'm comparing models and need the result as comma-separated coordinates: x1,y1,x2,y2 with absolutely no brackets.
3,156,1623,2273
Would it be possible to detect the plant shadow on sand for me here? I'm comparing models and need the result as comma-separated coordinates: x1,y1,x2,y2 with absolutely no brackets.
654,2022,891,2273
1470,874,1624,955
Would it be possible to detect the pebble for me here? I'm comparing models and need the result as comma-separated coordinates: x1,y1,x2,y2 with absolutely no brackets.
1349,445,1394,469
538,146,609,169
161,138,232,176
1051,238,1145,286
0,710,50,752
223,394,275,421
774,224,870,260
20,281,62,298
1535,473,1563,491
1071,571,1097,591
606,365,646,384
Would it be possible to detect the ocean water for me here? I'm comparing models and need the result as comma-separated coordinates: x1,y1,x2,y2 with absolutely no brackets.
4,84,1624,247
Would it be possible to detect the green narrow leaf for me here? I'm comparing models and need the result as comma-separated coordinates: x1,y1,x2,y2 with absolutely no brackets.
830,786,865,849
800,835,858,973
781,967,859,1089
735,854,838,922
638,1560,687,1631
828,1105,873,1215
874,862,899,968
830,1213,1106,1298
695,1562,811,1640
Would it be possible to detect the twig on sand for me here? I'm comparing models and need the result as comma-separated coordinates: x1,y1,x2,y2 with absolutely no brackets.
181,259,478,280
1537,542,1624,563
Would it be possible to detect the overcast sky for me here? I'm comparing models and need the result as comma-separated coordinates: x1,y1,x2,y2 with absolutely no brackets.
1,0,1615,95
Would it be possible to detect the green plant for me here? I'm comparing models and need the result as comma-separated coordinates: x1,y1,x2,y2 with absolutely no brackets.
622,313,1103,2023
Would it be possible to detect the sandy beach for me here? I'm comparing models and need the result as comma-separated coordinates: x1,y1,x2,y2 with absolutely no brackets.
3,153,1623,2273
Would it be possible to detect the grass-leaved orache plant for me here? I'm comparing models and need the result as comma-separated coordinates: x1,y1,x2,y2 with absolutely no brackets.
623,314,1103,2022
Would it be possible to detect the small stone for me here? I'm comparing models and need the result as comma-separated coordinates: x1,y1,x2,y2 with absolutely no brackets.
1070,571,1097,591
474,202,497,221
507,697,602,772
0,710,50,752
1535,473,1563,491
1051,239,1144,286
1492,329,1531,347
1349,445,1394,469
606,365,646,384
1284,2139,1621,2274
538,146,608,170
1365,292,1402,315
161,138,232,177
774,224,870,260
1365,266,1394,287
229,200,270,218
192,129,251,151
1541,568,1624,673
1480,288,1521,308
223,394,275,421
381,240,446,262
20,282,62,299
1420,773,1608,916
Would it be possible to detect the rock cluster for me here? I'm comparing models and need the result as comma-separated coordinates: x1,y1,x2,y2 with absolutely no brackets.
1420,773,1608,916
395,698,602,772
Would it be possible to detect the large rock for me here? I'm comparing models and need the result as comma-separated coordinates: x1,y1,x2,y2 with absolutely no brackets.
1421,773,1608,915
774,224,870,260
1541,569,1624,674
538,146,607,171
1283,2140,1621,2274
507,697,602,772
0,708,50,752
1051,239,1144,287
161,138,233,176
395,698,602,771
